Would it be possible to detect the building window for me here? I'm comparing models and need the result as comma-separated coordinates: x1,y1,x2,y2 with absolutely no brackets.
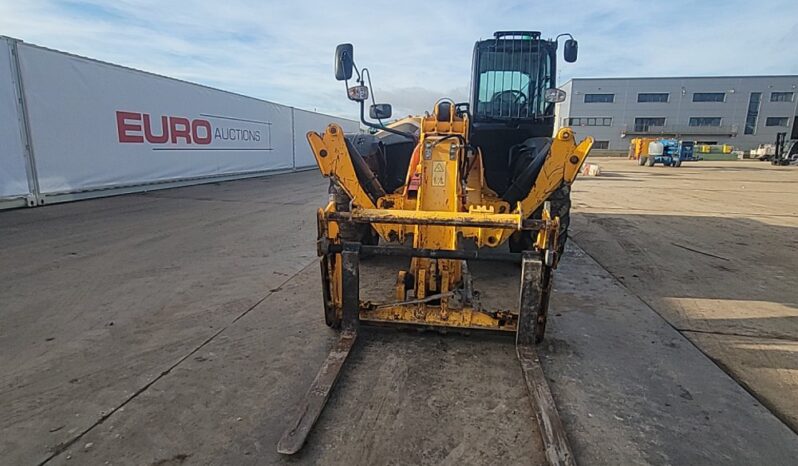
689,117,722,127
770,92,794,102
744,92,761,135
592,141,610,149
765,117,789,127
634,117,666,131
584,93,614,103
692,92,725,102
637,93,669,103
566,117,612,126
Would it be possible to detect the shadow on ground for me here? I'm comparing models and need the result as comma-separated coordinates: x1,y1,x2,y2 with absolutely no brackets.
570,211,798,432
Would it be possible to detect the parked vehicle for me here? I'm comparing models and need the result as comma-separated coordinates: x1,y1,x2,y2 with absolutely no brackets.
772,132,798,166
628,137,657,162
639,139,696,167
751,143,776,160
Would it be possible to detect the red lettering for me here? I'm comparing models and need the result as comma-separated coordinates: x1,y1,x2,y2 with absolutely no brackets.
191,119,212,144
169,117,192,144
116,111,143,143
118,111,216,145
143,114,169,144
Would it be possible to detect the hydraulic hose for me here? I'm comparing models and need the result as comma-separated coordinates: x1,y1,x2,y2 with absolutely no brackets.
343,136,387,203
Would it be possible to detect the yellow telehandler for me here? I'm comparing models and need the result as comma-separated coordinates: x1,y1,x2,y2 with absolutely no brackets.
279,31,594,465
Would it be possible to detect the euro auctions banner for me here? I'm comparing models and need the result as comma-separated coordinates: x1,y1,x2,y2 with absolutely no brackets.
0,38,31,199
17,43,294,194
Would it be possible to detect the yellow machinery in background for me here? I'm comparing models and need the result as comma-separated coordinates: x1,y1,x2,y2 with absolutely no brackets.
697,144,733,154
278,32,593,466
628,137,657,163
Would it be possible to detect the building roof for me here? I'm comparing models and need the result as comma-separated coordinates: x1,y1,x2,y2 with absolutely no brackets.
563,75,798,84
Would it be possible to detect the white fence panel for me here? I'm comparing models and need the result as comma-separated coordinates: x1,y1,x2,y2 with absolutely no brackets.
17,44,294,195
293,108,360,168
0,39,31,200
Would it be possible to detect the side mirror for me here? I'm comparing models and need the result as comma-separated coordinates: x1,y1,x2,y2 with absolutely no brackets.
335,43,354,81
564,39,578,63
369,103,392,120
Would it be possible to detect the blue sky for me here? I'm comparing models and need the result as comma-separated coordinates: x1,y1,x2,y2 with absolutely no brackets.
1,0,797,118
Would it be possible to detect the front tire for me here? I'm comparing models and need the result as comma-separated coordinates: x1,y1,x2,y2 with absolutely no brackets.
330,181,378,245
509,185,571,264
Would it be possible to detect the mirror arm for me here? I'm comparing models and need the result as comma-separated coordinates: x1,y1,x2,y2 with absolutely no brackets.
554,33,574,45
352,61,363,84
359,102,417,143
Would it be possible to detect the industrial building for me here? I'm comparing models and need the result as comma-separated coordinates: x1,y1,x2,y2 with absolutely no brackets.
555,76,798,151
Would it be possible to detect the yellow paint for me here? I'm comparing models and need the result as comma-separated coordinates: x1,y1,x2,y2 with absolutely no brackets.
432,161,446,187
361,304,517,332
307,104,593,330
628,137,657,160
516,128,593,218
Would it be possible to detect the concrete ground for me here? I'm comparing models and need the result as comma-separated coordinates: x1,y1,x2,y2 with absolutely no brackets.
570,158,798,433
1,164,797,465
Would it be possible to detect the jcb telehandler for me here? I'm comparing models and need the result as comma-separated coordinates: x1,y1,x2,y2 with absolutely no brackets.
279,31,594,465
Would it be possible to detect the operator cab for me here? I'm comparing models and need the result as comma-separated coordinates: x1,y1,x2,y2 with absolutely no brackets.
472,31,554,120
469,31,577,196
330,31,579,197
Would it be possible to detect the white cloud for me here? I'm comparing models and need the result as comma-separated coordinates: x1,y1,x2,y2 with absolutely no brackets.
1,0,796,117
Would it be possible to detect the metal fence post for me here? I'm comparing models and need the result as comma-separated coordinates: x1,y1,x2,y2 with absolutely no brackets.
291,107,297,171
7,38,41,207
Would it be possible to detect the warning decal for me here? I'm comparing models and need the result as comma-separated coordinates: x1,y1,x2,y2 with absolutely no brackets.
432,161,445,187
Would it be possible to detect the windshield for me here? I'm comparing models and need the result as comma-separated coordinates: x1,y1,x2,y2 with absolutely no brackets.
474,40,553,119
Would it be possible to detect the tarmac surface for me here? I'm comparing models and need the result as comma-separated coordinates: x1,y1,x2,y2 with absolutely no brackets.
1,160,797,465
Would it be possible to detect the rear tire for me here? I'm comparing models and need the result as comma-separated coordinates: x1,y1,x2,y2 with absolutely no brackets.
509,185,571,264
646,156,656,167
320,255,341,329
637,156,646,166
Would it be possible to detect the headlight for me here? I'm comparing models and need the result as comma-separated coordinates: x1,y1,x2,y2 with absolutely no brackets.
544,88,567,103
347,85,369,102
